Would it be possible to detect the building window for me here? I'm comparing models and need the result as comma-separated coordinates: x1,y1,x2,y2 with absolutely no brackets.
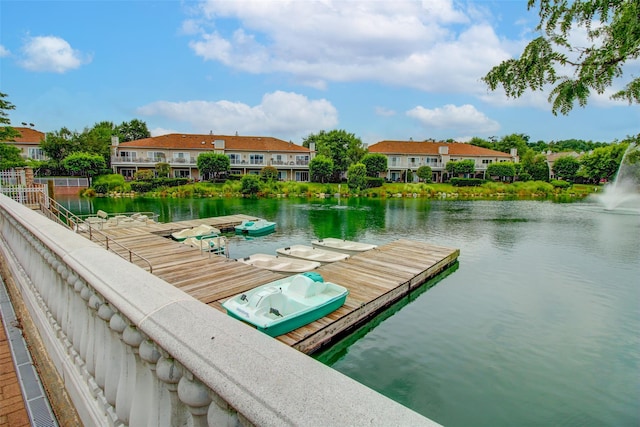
119,151,137,161
148,151,165,162
278,171,287,180
120,169,135,179
408,157,418,167
174,169,190,178
389,156,400,167
228,154,240,164
173,152,188,163
28,147,46,160
272,154,284,165
295,155,309,165
249,154,264,165
482,159,493,164
295,171,309,182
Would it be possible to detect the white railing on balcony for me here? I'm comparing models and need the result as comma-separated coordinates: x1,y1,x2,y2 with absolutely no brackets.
111,157,197,165
0,195,438,427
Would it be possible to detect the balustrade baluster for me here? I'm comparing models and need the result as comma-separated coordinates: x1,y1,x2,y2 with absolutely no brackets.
78,285,92,368
71,278,85,355
95,301,114,390
107,313,126,408
132,339,161,426
208,392,242,426
87,293,103,378
156,356,187,426
116,323,142,424
178,373,212,427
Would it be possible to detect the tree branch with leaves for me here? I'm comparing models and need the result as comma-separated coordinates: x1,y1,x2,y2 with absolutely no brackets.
483,0,640,115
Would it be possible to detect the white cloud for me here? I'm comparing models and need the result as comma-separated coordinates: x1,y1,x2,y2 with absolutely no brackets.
406,104,500,134
19,35,91,73
185,0,512,94
0,45,10,57
137,91,338,141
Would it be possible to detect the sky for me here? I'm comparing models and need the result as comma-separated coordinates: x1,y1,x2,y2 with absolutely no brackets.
1,0,638,146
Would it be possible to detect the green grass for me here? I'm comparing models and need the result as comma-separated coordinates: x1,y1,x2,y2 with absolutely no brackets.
84,178,600,201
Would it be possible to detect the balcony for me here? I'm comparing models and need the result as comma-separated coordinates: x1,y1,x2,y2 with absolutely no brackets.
111,156,197,165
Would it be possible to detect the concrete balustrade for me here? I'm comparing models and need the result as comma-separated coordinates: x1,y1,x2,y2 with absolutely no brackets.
0,194,439,427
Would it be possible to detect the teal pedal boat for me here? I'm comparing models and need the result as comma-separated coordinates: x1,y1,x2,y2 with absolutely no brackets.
222,272,348,337
234,219,276,235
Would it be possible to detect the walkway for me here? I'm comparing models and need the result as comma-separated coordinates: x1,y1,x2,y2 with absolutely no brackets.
0,274,58,427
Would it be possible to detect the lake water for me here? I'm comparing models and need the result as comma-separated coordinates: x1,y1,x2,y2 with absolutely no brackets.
59,196,640,427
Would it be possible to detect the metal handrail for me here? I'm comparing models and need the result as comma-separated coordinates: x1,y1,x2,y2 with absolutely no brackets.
40,197,154,273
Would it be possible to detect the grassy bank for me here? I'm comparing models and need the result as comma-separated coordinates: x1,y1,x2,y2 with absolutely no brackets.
84,178,599,202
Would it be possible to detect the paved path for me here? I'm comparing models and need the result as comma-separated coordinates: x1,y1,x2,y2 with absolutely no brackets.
0,314,30,427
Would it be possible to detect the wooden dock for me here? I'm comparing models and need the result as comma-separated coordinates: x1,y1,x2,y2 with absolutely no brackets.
90,215,459,354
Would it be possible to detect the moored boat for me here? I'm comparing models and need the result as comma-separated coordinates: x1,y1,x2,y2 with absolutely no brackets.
276,244,350,264
234,219,276,235
222,272,349,336
171,224,220,241
182,235,226,254
238,253,320,273
310,238,377,255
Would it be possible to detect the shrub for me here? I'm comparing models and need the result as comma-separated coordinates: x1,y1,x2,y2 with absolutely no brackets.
130,181,153,193
365,177,384,188
93,174,126,192
134,170,154,180
450,178,484,187
241,174,262,195
93,183,109,194
517,172,533,182
551,179,571,189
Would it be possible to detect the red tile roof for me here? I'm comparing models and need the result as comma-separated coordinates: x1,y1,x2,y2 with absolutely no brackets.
4,127,45,144
117,133,310,152
368,140,512,157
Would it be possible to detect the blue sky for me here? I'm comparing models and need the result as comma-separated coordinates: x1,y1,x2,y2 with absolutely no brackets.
1,0,638,146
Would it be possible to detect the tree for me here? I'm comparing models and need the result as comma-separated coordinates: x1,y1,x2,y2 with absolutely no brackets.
361,153,387,177
79,121,118,166
347,163,367,191
155,162,170,178
260,165,279,181
309,155,334,183
446,159,475,177
303,130,366,182
197,152,230,180
486,162,516,182
552,156,581,182
579,142,628,182
41,128,82,174
416,165,433,182
496,134,529,156
240,174,262,195
116,119,150,142
0,92,21,142
483,1,640,115
521,152,550,181
62,152,107,185
0,143,26,169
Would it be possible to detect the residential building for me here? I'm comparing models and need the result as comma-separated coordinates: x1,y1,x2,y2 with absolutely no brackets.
2,126,46,160
111,133,316,181
368,140,518,182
